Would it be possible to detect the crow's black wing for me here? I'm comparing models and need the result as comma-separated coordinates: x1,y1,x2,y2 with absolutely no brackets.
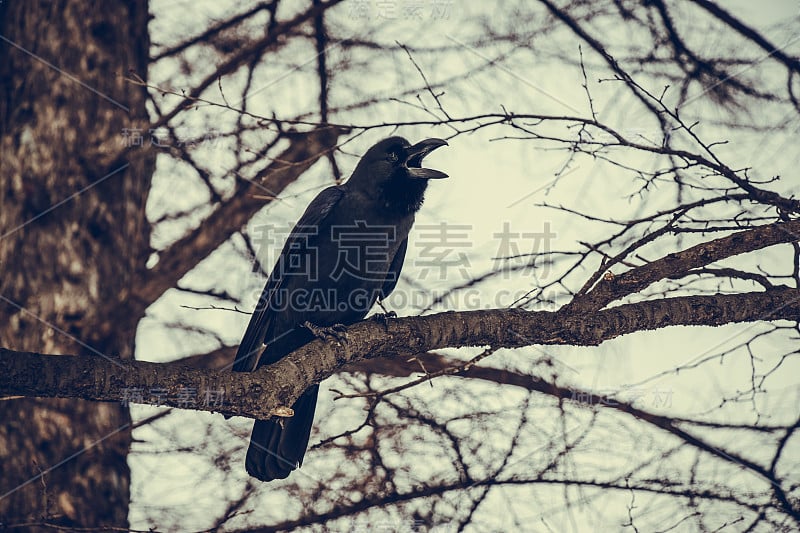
232,185,346,372
380,236,408,299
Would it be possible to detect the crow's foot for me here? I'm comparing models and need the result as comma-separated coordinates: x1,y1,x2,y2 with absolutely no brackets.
372,300,397,328
371,310,397,322
304,321,348,343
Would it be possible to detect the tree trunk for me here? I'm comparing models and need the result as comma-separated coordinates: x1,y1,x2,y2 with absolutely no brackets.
0,0,153,529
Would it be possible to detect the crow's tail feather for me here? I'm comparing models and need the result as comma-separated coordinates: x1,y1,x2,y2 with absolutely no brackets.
245,385,319,481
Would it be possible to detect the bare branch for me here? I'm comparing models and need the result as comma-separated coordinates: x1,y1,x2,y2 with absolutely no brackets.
130,126,344,309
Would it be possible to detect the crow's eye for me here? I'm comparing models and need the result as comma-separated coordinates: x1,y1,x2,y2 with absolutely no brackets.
387,151,399,163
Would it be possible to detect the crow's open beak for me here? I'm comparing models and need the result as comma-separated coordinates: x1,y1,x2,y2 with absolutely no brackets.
404,138,449,179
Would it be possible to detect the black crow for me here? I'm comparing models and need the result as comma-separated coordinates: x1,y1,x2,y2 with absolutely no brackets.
233,136,448,481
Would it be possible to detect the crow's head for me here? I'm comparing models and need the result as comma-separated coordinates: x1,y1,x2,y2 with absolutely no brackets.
348,136,449,215
354,136,449,184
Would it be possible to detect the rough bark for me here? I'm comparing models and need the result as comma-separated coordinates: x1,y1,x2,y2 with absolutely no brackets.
3,289,799,419
573,219,800,311
0,0,153,528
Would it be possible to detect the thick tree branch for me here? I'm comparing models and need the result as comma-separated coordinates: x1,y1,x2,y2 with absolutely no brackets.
3,289,800,418
574,219,800,311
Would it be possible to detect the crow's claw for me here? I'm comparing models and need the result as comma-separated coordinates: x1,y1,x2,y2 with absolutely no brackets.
304,321,348,343
371,310,397,322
